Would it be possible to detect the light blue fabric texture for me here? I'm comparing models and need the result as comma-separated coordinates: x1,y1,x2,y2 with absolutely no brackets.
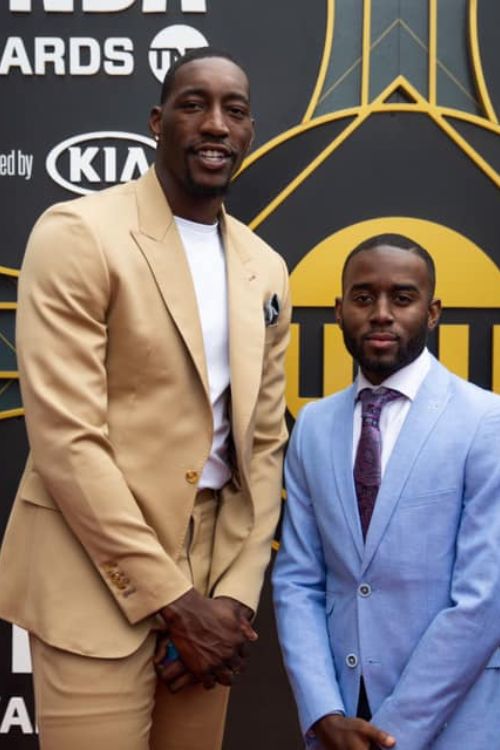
273,357,500,750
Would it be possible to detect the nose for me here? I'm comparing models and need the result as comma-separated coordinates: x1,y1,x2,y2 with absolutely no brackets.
200,105,229,137
370,295,394,324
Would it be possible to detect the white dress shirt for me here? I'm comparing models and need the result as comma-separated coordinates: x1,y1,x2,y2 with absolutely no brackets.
352,348,431,475
175,216,231,490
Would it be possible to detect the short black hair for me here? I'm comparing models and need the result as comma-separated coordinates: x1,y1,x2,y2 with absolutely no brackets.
341,233,436,298
160,47,246,105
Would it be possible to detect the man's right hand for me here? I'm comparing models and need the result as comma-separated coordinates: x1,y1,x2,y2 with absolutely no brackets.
313,714,396,750
159,588,257,690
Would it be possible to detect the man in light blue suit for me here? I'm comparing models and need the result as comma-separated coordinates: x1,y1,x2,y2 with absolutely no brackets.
273,235,500,750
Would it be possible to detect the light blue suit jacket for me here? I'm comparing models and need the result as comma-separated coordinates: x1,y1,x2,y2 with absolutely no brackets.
273,358,500,749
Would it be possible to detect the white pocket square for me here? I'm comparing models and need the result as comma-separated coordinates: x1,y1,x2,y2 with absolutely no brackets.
264,293,280,326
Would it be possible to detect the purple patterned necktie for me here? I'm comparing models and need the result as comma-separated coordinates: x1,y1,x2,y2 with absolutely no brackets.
354,387,402,538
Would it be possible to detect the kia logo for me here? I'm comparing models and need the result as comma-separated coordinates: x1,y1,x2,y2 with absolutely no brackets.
46,131,156,195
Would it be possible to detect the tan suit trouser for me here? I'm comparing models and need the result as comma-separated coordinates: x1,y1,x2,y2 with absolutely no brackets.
30,489,230,750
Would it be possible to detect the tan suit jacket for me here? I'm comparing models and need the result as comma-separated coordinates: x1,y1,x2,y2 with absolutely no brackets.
0,167,290,658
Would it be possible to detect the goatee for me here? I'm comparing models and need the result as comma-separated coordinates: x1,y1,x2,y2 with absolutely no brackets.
186,175,231,199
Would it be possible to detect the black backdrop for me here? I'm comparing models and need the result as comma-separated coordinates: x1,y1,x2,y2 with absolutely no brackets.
1,2,499,747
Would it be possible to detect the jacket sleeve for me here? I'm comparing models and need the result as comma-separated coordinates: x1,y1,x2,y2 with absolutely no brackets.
17,205,192,625
372,406,500,749
272,405,345,736
212,254,291,613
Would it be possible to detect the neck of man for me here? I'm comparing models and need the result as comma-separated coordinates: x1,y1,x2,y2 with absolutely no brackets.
361,371,392,386
156,165,224,225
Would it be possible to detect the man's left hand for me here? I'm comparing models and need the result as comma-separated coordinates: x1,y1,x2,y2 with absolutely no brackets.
154,596,254,693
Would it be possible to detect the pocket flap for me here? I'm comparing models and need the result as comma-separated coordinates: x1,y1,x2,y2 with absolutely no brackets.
485,648,500,669
20,471,58,510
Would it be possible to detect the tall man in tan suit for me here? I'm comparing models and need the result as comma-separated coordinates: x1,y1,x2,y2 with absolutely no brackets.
0,49,290,750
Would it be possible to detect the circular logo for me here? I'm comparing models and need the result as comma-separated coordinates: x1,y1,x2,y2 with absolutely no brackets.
45,131,156,196
148,25,209,83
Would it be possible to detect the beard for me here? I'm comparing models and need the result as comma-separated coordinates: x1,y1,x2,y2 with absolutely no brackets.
185,173,232,198
342,323,429,380
184,151,236,198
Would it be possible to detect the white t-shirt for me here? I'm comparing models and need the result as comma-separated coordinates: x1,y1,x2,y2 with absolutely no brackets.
175,216,231,490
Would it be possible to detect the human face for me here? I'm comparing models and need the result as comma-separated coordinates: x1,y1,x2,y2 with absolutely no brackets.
335,246,441,384
149,57,254,221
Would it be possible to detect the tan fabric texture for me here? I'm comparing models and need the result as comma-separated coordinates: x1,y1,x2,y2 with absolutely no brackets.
30,491,229,750
0,166,291,658
31,634,230,750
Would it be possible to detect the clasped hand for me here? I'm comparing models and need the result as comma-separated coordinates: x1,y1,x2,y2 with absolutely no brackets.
155,589,257,693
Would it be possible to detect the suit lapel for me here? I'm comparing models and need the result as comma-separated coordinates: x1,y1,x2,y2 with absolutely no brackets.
131,169,266,470
361,359,451,573
222,216,265,457
130,168,209,395
203,221,264,593
330,386,364,562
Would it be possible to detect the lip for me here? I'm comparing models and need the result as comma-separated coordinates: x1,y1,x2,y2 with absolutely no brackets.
189,145,234,172
364,333,398,351
194,142,232,156
365,333,397,341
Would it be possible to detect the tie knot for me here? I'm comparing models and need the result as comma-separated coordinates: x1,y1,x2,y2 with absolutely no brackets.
358,387,401,425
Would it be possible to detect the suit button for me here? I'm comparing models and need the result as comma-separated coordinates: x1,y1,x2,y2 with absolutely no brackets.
185,470,199,485
346,653,358,668
358,583,372,597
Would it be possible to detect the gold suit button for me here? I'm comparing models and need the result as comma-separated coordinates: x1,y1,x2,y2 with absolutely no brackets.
185,470,199,485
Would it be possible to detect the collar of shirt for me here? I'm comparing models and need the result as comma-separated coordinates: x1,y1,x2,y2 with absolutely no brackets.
352,349,432,474
174,215,219,234
355,347,431,403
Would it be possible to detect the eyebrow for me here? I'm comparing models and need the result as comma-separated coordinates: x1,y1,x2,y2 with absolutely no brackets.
176,86,250,103
348,283,421,293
